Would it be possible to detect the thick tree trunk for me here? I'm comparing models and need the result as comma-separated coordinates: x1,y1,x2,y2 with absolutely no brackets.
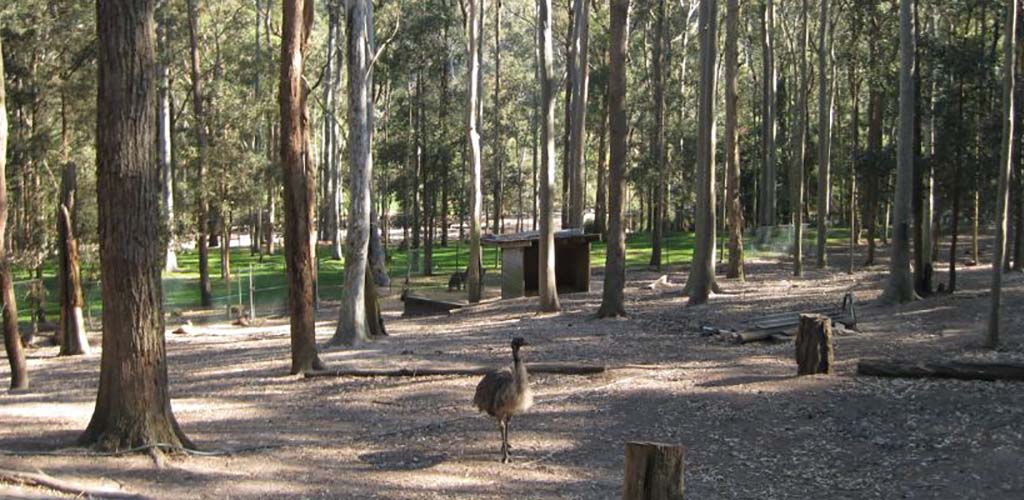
881,0,917,304
815,0,832,269
187,0,212,307
538,0,560,312
0,37,27,390
82,0,191,449
58,163,89,356
685,0,719,304
759,0,777,227
598,0,629,319
622,442,685,500
467,0,485,303
725,0,744,280
987,0,1017,347
279,0,323,370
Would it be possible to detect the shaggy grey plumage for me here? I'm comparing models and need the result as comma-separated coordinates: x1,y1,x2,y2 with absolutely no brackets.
473,337,533,463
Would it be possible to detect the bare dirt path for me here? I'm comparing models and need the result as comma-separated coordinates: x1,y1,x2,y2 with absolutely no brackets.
2,243,1023,499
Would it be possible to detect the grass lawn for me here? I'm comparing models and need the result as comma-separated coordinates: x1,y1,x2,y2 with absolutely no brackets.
14,226,855,323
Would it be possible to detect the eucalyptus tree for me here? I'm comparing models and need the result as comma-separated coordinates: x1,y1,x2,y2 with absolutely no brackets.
0,34,27,391
537,0,560,312
724,0,743,280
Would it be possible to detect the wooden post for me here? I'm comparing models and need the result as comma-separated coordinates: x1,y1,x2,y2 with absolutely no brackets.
623,441,684,500
248,264,255,321
795,313,833,375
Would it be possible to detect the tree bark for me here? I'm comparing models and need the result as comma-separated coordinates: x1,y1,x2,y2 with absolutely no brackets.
157,14,177,273
759,0,777,228
598,0,629,319
858,359,1024,382
0,35,27,390
649,0,667,269
492,0,505,235
622,442,685,500
881,0,917,304
987,0,1017,347
725,0,744,280
538,0,561,312
334,0,377,346
278,0,324,370
595,88,608,237
57,163,89,356
795,314,833,375
82,0,191,449
815,0,832,269
685,0,719,304
467,0,485,303
598,0,626,315
187,0,212,307
567,0,590,230
790,0,809,277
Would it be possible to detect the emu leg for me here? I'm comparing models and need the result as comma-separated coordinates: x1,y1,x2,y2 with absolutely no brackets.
500,418,510,463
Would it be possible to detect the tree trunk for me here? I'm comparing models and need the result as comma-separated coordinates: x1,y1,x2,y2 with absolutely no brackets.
187,0,213,307
622,442,685,500
790,0,809,277
725,0,744,280
492,0,504,235
538,0,560,312
598,0,629,319
157,16,177,273
987,0,1017,347
595,88,608,237
567,0,590,230
467,0,485,303
881,0,917,304
58,163,89,356
82,0,191,449
759,0,777,228
327,6,344,261
795,314,834,375
815,0,832,269
278,0,323,370
685,0,719,304
949,177,960,293
649,0,667,269
0,36,27,390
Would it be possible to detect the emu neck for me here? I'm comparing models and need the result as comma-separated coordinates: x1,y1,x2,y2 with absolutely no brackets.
512,348,527,384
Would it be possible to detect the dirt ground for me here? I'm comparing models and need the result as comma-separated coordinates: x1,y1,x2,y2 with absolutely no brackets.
2,240,1024,499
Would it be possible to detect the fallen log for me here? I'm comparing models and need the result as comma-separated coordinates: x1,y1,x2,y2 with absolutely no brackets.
857,359,1024,382
305,362,606,378
0,468,147,499
723,329,791,344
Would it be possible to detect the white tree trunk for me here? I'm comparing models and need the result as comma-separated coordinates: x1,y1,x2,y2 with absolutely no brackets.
467,0,485,303
538,0,560,312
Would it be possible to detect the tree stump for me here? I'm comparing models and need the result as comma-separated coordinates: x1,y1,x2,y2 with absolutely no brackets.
623,441,684,500
795,314,833,375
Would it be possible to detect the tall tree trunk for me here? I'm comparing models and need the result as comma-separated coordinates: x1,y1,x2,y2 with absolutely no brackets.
562,4,574,227
849,52,861,275
326,6,344,261
881,0,917,304
187,0,212,307
595,88,608,237
0,35,27,391
279,0,323,369
467,0,485,303
759,0,777,228
538,0,560,312
492,0,504,235
649,0,667,269
58,163,89,356
567,0,590,229
158,14,177,273
725,0,744,279
599,0,629,318
815,0,832,268
987,0,1017,347
685,0,719,304
333,0,379,345
790,0,809,276
82,0,191,449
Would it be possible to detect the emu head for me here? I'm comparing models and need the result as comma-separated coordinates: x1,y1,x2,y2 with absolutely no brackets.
511,337,529,352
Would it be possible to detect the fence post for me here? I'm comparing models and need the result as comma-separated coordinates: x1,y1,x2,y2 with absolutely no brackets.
248,264,255,321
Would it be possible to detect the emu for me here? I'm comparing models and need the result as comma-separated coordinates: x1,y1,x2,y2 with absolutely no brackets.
473,337,533,463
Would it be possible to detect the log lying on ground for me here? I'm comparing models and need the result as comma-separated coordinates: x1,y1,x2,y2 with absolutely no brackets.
857,359,1024,382
0,468,147,499
722,329,792,344
305,362,606,378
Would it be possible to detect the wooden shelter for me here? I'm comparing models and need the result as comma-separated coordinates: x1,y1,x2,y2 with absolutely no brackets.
482,229,600,299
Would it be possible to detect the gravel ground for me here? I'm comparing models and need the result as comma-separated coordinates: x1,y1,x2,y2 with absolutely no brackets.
1,241,1023,499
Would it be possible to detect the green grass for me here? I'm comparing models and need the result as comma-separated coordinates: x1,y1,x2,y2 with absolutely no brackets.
13,226,858,323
